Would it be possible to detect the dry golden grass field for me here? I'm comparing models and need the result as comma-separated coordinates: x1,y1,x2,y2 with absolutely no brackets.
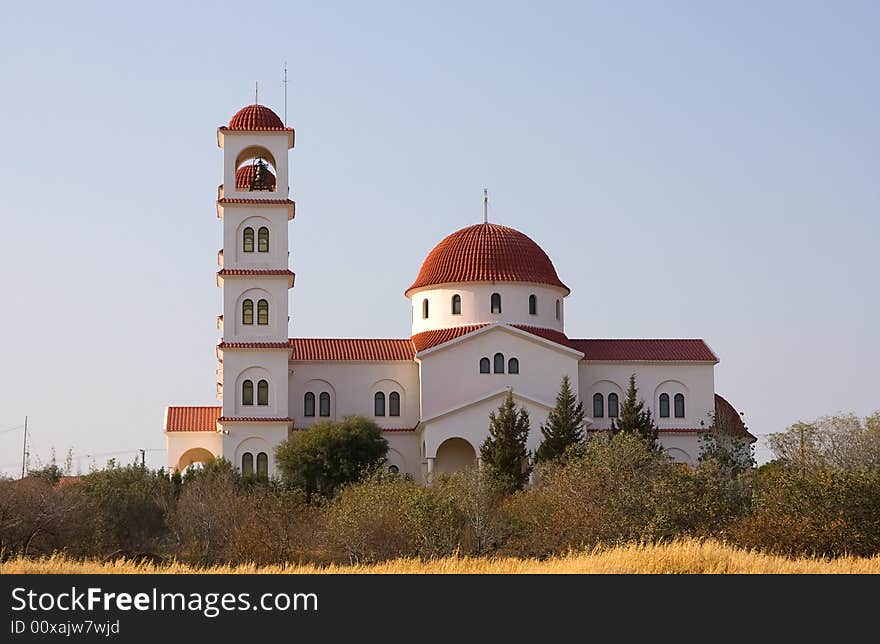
3,540,880,574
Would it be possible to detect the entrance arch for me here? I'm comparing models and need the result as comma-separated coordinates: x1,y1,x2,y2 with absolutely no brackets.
177,447,215,472
435,437,476,476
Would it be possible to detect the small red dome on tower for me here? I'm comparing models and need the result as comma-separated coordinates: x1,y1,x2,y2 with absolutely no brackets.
406,223,569,296
235,164,277,190
228,104,285,131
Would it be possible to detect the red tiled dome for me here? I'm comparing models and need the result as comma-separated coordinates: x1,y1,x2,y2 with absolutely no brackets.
406,223,569,296
228,104,285,131
235,164,276,190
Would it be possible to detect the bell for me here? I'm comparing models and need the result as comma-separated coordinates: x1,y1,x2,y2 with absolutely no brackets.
250,158,268,191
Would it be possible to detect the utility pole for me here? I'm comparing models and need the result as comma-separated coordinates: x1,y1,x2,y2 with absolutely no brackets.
139,449,146,468
20,416,27,479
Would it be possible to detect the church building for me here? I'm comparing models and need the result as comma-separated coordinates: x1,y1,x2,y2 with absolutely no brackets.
164,102,753,481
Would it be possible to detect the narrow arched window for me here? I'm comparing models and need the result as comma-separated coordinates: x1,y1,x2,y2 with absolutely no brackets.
374,391,386,417
659,393,670,418
608,393,619,418
479,357,490,374
674,393,685,418
258,227,269,252
257,379,269,406
508,357,519,374
389,392,400,416
593,393,604,418
241,452,254,475
304,392,315,417
257,299,269,325
256,452,268,476
243,227,254,253
319,392,330,417
493,352,505,374
491,292,502,314
528,294,537,315
242,299,254,325
451,294,461,315
555,299,560,320
242,380,254,406
422,298,429,319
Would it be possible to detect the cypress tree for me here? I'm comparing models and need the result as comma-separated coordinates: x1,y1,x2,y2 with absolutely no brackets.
536,375,585,462
611,373,659,447
480,391,532,493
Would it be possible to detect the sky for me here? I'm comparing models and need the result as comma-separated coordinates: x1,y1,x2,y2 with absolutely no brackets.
0,1,877,475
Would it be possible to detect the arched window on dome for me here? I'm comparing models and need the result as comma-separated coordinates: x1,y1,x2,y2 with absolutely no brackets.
674,394,685,418
242,380,254,406
304,392,315,417
243,227,254,253
257,379,269,406
422,298,429,319
659,393,670,418
608,393,619,418
491,293,502,314
529,294,537,315
258,227,269,253
256,452,268,476
555,299,560,321
479,357,490,374
374,392,386,417
451,294,461,315
593,393,604,418
242,299,254,325
493,353,505,374
389,392,400,417
257,299,269,325
241,452,254,475
319,392,331,417
508,357,519,374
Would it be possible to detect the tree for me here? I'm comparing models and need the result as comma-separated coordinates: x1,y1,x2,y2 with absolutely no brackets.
480,391,532,493
275,415,388,501
610,373,658,447
767,412,880,472
698,411,755,475
536,375,585,462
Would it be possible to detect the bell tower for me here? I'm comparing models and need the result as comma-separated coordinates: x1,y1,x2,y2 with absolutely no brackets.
215,103,296,476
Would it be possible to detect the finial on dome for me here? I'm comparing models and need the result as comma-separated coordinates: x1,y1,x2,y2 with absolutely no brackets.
255,81,259,104
483,188,488,224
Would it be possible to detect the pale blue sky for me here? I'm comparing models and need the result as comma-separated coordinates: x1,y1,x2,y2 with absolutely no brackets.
1,1,877,474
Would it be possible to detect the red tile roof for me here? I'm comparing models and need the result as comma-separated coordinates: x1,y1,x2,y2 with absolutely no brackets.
235,164,276,191
570,339,718,362
217,198,295,205
217,269,295,277
218,417,294,423
714,394,757,442
411,325,485,352
406,223,569,296
380,426,419,433
226,104,288,131
587,427,707,434
218,342,291,350
290,338,416,361
165,406,221,432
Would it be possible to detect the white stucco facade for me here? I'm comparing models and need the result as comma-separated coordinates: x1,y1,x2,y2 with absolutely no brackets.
165,103,748,482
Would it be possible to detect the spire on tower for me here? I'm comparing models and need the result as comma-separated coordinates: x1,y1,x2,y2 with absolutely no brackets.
255,81,259,104
483,188,489,224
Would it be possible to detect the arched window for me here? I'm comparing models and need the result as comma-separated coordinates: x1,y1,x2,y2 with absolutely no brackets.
242,380,254,406
257,299,269,325
241,452,254,475
529,294,537,315
608,393,619,418
555,299,560,320
304,392,315,417
508,357,519,374
422,298,429,319
479,357,490,374
256,452,268,476
258,227,269,252
659,393,670,418
374,391,386,417
388,464,400,474
593,393,604,418
674,393,685,418
242,299,254,325
493,352,505,374
319,392,330,417
451,294,461,315
257,379,269,406
491,292,502,314
243,227,254,253
389,392,400,417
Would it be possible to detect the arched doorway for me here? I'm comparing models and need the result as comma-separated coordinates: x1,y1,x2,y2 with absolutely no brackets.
177,447,215,472
435,438,476,476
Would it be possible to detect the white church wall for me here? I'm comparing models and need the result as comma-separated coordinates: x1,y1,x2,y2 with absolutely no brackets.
409,282,567,336
658,434,703,465
221,277,290,340
223,208,290,268
166,432,222,473
221,422,289,478
384,432,421,482
221,350,290,418
222,132,290,197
